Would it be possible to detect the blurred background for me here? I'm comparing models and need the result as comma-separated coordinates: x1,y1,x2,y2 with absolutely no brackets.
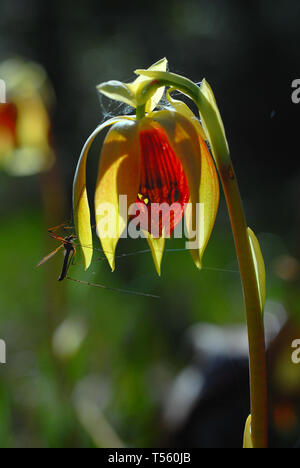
0,0,300,448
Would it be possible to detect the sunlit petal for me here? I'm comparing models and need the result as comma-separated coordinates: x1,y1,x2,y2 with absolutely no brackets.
136,120,190,239
73,116,134,270
150,109,201,214
146,234,165,276
150,110,219,268
166,88,206,140
189,133,219,268
95,120,141,271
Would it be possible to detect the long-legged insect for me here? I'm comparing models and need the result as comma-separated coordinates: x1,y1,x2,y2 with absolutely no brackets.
37,224,77,282
37,224,160,298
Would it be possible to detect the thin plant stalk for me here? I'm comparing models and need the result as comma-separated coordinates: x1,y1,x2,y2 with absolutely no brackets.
216,162,267,448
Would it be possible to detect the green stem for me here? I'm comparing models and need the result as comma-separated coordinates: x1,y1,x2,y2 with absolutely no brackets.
216,163,267,448
135,104,146,120
137,72,268,447
194,89,268,448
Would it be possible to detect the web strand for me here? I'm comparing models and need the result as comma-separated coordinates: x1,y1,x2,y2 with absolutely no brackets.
67,277,160,299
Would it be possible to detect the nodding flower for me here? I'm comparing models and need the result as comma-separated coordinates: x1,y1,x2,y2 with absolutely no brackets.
73,58,219,275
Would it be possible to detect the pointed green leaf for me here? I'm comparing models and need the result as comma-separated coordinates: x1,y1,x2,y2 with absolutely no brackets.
97,58,168,110
243,415,253,448
247,228,266,314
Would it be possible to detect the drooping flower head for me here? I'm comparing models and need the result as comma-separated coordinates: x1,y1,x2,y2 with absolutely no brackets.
73,59,220,275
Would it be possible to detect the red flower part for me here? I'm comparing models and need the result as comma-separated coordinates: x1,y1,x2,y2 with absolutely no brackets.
0,103,18,144
133,125,190,237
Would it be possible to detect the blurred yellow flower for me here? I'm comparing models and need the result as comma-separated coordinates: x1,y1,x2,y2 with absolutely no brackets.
0,58,55,176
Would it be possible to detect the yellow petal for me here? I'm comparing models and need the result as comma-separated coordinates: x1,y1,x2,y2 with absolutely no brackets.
95,120,141,271
189,134,219,268
243,415,254,448
146,234,165,276
151,109,201,215
166,88,219,266
166,88,206,140
247,228,266,314
150,110,219,268
199,79,230,158
73,116,133,270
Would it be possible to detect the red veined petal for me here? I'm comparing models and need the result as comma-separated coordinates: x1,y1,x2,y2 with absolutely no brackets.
151,109,219,269
131,122,190,238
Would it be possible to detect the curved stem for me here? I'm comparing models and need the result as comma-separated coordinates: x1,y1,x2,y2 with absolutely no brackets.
137,73,268,447
197,93,268,448
217,163,268,448
193,87,268,448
